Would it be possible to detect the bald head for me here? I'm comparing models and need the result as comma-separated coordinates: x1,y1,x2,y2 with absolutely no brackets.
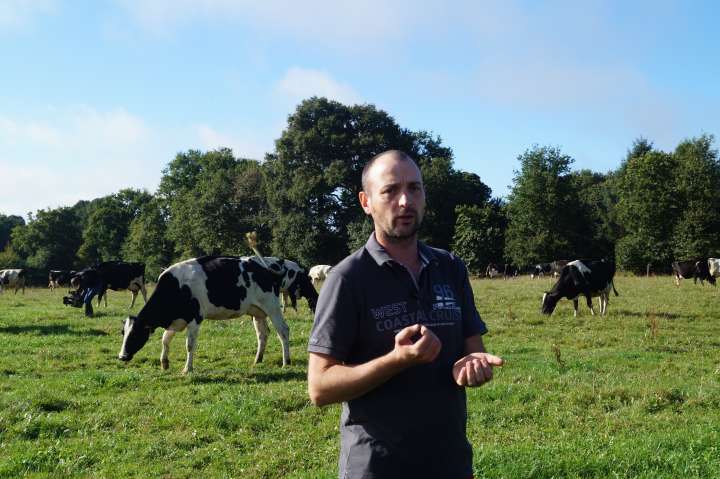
361,150,419,193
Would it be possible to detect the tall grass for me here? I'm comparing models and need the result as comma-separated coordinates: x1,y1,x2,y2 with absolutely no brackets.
0,276,718,478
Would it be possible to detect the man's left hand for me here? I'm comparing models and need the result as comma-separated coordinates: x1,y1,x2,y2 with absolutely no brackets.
452,352,504,387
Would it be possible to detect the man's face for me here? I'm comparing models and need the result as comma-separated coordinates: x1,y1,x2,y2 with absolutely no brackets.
360,155,426,243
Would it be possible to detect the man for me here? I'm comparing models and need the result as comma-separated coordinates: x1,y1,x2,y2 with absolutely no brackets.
307,150,503,478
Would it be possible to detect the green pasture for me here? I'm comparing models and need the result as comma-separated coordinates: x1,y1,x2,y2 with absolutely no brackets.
0,276,719,478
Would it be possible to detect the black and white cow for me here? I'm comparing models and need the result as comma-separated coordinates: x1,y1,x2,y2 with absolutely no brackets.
671,259,716,286
531,263,551,279
541,259,619,316
308,264,332,290
550,260,569,277
485,263,500,278
709,258,720,280
95,261,147,308
118,256,303,373
48,270,76,291
0,269,26,294
503,264,519,279
242,257,318,312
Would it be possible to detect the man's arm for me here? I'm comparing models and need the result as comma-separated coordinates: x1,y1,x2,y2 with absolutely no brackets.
452,334,504,388
308,324,441,406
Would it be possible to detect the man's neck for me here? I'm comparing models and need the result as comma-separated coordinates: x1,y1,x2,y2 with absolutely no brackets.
375,231,419,267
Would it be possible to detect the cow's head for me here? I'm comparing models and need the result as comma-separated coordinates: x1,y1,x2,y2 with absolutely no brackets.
285,268,319,313
118,315,152,362
541,291,560,315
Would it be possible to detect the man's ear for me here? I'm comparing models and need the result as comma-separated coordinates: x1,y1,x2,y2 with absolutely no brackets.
359,190,371,213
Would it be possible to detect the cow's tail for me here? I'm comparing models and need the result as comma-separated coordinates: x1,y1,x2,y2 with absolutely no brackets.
612,279,619,296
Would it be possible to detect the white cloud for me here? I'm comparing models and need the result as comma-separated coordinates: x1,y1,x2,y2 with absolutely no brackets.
115,0,434,46
0,0,56,30
276,67,361,106
0,106,163,217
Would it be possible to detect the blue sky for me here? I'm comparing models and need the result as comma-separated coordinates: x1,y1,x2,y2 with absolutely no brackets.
1,0,719,217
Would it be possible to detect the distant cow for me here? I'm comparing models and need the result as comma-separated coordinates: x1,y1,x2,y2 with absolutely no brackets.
531,263,551,278
550,260,569,277
671,259,715,286
48,270,76,291
503,264,518,279
0,269,26,294
709,258,720,279
243,256,319,312
541,259,619,316
308,264,332,290
485,263,500,278
118,256,294,373
95,261,148,308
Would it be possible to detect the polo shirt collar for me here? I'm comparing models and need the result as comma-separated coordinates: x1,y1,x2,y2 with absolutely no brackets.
364,232,439,267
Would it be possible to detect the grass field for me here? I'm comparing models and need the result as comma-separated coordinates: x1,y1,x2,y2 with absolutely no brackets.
1,276,719,478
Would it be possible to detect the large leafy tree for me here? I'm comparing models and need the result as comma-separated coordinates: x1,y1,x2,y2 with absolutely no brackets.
0,214,25,251
122,198,175,281
504,145,580,266
670,135,720,259
77,189,152,264
615,144,679,273
264,96,483,265
568,169,618,259
451,199,507,275
11,207,83,270
159,148,269,258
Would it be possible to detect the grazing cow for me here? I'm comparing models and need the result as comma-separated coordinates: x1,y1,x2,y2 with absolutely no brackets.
541,259,619,316
485,263,500,278
48,270,76,291
709,258,720,279
95,261,148,308
503,264,518,279
0,269,26,294
671,259,716,286
308,264,332,290
118,256,293,373
531,263,552,278
243,256,319,312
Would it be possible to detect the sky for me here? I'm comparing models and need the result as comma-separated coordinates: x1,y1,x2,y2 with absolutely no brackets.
2,0,719,218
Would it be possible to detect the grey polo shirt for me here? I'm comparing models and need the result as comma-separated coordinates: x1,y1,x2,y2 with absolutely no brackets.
309,233,487,479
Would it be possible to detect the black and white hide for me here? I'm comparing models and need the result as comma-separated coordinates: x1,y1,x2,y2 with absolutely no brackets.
541,260,619,316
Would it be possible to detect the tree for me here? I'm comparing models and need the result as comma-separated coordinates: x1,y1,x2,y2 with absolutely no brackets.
451,200,507,275
504,145,580,266
160,149,269,258
615,146,679,273
0,214,25,251
11,207,83,270
264,96,476,265
671,135,720,259
122,199,174,281
77,189,152,264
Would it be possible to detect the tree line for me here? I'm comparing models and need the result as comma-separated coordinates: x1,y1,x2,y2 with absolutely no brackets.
1,97,719,283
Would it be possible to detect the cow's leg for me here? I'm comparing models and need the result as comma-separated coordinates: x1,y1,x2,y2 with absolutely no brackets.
252,315,270,364
266,307,290,366
140,282,148,303
160,329,176,370
674,274,680,287
586,294,595,316
573,299,579,317
182,321,200,375
129,290,138,309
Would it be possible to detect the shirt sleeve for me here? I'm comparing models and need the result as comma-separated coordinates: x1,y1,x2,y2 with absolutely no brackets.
457,259,488,338
307,272,359,362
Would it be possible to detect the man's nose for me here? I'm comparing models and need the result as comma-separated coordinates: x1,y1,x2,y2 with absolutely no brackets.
399,191,411,208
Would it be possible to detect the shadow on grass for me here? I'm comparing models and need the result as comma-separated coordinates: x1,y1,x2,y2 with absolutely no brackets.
0,324,108,336
612,309,692,320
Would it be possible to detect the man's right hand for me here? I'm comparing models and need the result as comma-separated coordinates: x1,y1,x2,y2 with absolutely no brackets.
393,324,442,366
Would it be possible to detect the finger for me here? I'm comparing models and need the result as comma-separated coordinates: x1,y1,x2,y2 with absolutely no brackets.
395,324,421,344
465,362,476,386
484,354,504,366
478,357,493,382
455,365,467,386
